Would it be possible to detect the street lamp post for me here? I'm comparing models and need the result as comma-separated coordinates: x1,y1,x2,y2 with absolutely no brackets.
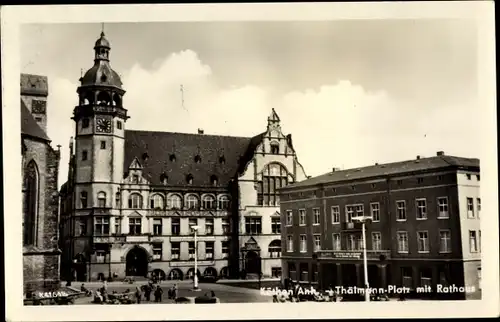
191,225,200,291
352,215,373,302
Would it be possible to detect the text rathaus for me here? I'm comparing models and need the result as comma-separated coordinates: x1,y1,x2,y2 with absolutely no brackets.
59,31,308,282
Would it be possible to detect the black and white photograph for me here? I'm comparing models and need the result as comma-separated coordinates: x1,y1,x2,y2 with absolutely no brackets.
2,2,498,321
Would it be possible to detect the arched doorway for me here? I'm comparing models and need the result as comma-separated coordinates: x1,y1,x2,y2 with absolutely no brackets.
203,267,218,280
186,268,201,280
168,268,183,281
220,267,228,279
125,246,148,277
74,253,87,282
245,251,261,275
152,269,166,281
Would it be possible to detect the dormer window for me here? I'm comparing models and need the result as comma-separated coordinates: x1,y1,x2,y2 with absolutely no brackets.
169,154,176,162
194,155,202,163
142,153,149,162
100,74,107,82
186,174,193,185
211,175,218,186
160,173,168,185
270,142,280,154
132,175,139,184
219,156,226,164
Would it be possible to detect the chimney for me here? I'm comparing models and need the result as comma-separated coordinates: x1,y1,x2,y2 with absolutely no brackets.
437,151,445,156
375,162,379,166
416,155,421,160
332,167,341,172
198,128,204,134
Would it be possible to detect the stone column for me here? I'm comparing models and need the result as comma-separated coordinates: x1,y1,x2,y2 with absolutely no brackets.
336,264,342,287
356,264,362,287
379,264,387,289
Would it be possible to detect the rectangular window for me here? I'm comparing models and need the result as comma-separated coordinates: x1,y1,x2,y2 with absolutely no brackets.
245,217,262,234
222,217,230,234
188,241,196,260
300,263,308,282
332,233,341,250
417,231,429,253
479,230,481,251
171,218,180,236
114,218,121,234
100,141,106,149
311,264,318,283
347,234,358,251
477,198,481,217
477,267,482,290
439,230,451,253
299,209,306,225
286,210,293,226
129,218,141,235
355,204,364,218
152,243,162,260
288,263,297,281
221,241,229,259
82,150,88,161
420,268,432,287
417,177,424,184
287,235,293,252
467,197,475,218
205,242,214,260
96,251,106,264
476,174,480,181
371,203,380,222
78,220,86,236
313,234,321,252
189,218,198,229
437,197,449,218
469,230,478,252
396,201,406,221
313,208,320,225
397,231,408,253
153,218,162,235
271,217,281,234
82,118,89,128
401,267,413,288
331,206,340,224
117,120,122,130
80,192,88,208
466,174,472,180
416,199,427,220
271,267,282,278
171,242,180,260
205,218,214,235
299,235,307,252
346,205,354,223
94,217,109,235
372,232,382,251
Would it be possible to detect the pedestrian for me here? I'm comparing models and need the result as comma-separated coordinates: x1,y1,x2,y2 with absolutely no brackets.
144,283,152,302
173,283,178,300
135,286,142,304
154,285,163,303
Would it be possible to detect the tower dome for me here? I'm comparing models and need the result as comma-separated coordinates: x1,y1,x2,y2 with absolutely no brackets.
79,31,123,89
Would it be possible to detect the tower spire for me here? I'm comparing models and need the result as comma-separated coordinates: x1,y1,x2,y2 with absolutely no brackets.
101,22,105,35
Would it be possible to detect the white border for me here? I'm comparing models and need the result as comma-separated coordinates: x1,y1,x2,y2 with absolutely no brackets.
2,2,498,321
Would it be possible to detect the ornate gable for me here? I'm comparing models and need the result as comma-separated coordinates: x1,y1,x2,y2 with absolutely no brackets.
129,157,143,170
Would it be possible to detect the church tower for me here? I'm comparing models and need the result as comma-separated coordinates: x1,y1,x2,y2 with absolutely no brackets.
73,31,128,213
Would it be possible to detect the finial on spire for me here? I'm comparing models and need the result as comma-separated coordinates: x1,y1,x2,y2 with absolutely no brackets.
101,22,105,36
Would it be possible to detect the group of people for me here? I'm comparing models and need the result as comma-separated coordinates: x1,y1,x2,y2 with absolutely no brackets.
135,281,177,303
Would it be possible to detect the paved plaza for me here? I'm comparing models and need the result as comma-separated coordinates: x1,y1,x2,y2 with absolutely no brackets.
69,281,273,304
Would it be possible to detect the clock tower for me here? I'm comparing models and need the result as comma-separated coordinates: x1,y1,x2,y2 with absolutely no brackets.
72,31,128,211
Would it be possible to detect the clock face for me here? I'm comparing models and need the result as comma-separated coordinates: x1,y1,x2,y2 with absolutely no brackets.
32,100,46,114
96,117,112,133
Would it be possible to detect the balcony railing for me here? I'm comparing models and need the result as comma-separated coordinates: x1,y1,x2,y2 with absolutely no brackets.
341,222,362,230
316,250,391,261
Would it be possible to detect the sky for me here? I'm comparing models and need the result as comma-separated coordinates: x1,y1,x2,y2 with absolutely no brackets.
20,20,480,189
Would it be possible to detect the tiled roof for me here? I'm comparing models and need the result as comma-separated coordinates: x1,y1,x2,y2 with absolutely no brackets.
20,73,48,96
282,154,480,190
21,100,50,141
124,130,264,187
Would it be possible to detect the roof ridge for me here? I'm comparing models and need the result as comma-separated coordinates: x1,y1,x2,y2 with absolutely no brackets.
125,129,253,140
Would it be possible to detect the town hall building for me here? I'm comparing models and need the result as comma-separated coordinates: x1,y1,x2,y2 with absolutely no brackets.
59,31,307,282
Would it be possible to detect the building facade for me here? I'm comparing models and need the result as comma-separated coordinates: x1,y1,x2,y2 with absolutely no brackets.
59,32,307,282
279,152,481,300
21,73,62,294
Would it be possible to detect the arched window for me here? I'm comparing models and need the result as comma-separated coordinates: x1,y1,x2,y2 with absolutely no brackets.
80,191,88,208
115,192,121,208
113,94,121,107
96,91,110,106
186,195,199,210
23,161,39,246
258,163,289,206
268,240,282,258
167,194,182,209
150,194,164,209
270,141,280,154
97,191,107,208
218,195,230,210
202,195,216,210
128,193,143,209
